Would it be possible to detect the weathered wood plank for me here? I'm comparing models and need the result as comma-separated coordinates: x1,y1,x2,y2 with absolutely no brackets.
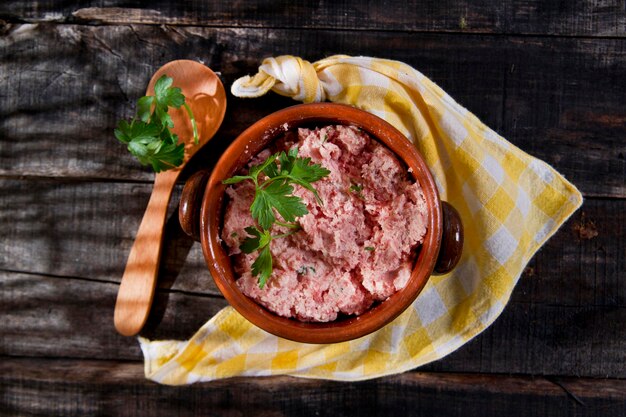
0,24,624,196
2,193,625,376
1,357,625,417
1,178,623,303
0,271,228,360
0,178,220,295
0,166,212,359
423,301,626,377
503,38,626,198
0,1,624,37
2,265,622,376
0,2,622,410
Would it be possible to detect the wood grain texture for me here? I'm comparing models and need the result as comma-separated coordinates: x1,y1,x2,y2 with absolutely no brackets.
0,24,624,196
1,357,625,417
0,178,221,295
1,268,622,376
0,1,625,37
2,191,624,375
114,170,180,336
0,271,228,360
1,179,623,303
0,1,624,410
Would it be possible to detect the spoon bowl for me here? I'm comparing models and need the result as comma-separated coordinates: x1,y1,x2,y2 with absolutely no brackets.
114,60,226,336
146,60,227,161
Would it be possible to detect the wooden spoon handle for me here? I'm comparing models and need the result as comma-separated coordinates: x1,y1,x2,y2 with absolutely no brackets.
114,170,179,336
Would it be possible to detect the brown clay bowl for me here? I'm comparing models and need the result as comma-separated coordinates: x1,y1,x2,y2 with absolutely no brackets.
179,103,463,344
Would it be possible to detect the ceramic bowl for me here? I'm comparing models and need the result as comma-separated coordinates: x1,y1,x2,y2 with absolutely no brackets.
179,103,462,343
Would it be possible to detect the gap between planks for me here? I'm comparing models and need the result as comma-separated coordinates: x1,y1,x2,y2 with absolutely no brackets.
0,13,625,41
1,355,624,395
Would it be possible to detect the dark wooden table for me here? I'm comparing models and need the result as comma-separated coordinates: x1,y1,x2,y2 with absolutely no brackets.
1,2,625,416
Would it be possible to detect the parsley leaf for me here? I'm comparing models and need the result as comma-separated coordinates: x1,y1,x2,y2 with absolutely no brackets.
240,226,272,252
269,148,331,204
350,183,364,193
249,152,280,182
251,181,308,230
114,74,198,172
252,246,273,289
154,75,185,109
240,226,264,253
349,183,365,199
114,120,160,144
224,147,330,287
262,160,280,179
147,141,184,172
222,175,252,185
136,96,155,123
288,156,330,203
290,156,331,183
159,87,185,110
277,149,296,173
154,104,174,129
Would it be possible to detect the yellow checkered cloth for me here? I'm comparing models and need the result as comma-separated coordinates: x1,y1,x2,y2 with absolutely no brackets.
139,55,582,385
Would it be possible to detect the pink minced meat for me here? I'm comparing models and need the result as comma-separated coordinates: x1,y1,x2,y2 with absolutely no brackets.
221,125,428,322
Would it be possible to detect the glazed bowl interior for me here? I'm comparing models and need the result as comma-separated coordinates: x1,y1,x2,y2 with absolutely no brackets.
201,103,442,344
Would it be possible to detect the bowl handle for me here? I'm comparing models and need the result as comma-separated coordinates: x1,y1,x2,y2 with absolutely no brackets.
434,201,464,274
179,170,211,242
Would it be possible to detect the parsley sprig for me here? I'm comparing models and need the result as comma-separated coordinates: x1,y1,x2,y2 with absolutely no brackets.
223,148,330,288
114,75,199,172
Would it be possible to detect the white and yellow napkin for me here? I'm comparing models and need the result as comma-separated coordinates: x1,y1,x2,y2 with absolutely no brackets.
139,55,582,385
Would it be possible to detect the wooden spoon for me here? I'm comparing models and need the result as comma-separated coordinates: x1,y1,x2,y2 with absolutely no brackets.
114,60,226,336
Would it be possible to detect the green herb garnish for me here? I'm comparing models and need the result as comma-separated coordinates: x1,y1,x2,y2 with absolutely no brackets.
350,183,364,199
224,148,330,288
365,246,375,251
114,75,198,172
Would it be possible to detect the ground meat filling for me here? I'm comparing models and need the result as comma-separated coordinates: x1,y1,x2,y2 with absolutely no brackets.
222,125,428,322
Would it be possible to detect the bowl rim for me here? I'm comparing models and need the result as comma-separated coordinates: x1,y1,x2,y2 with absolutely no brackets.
200,103,442,343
